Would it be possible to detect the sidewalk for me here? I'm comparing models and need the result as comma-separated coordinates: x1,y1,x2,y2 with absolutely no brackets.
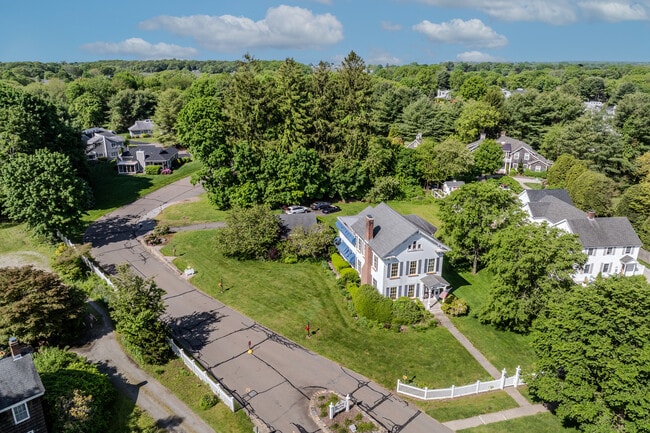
443,404,548,431
430,302,540,415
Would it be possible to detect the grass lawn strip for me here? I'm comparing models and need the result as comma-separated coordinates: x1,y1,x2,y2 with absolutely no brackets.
155,194,227,227
458,412,578,433
410,391,519,422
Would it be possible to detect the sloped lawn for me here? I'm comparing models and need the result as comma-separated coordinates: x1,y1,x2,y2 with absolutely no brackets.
163,229,490,390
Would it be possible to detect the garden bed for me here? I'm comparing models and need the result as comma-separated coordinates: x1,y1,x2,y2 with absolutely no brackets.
309,390,387,433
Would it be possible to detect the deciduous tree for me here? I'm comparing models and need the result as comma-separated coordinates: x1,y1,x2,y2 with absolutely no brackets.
567,169,616,216
215,204,281,260
479,223,585,333
529,276,650,432
472,139,503,175
0,266,86,346
439,182,523,274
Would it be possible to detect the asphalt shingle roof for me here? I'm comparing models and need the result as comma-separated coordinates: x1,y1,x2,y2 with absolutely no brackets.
527,196,585,224
567,217,642,248
0,354,45,412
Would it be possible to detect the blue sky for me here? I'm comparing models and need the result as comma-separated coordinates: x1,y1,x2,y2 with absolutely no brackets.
1,0,649,65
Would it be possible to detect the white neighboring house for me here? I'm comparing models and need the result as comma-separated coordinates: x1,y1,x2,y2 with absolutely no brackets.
442,180,465,196
128,119,155,138
520,189,644,283
335,202,450,303
82,127,126,160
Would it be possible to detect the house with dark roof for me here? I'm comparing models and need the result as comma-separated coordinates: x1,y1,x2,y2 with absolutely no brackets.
441,180,465,196
335,203,450,304
277,213,318,238
128,119,155,138
116,144,178,174
0,341,47,433
82,127,126,160
520,189,644,283
468,131,553,174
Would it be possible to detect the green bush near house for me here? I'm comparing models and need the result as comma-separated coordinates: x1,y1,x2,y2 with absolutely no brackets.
331,252,351,272
441,294,470,317
145,165,161,175
391,297,426,325
338,267,360,287
352,284,393,324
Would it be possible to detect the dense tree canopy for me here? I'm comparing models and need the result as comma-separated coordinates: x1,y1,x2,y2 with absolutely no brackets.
0,149,91,238
439,182,524,274
215,204,282,260
530,276,650,432
0,266,86,346
480,223,586,333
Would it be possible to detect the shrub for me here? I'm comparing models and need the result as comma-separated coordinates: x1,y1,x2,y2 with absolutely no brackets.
161,168,172,175
338,267,360,288
51,242,89,282
145,165,161,175
153,224,170,236
283,254,298,264
352,284,393,323
198,393,218,410
330,252,351,272
391,297,426,325
441,294,470,316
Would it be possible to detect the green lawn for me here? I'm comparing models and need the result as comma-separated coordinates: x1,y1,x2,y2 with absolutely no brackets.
155,194,227,227
459,412,578,433
141,358,253,433
163,229,490,390
412,391,519,422
84,160,201,222
446,267,538,373
0,222,54,255
110,391,163,433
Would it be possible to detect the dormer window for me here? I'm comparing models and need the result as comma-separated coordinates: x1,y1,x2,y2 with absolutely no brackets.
407,240,421,251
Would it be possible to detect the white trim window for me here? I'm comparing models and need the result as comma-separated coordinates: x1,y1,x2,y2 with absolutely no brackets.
389,263,399,278
583,263,592,274
408,261,417,276
427,258,437,273
624,246,633,254
524,152,530,160
372,254,378,270
12,402,30,424
388,287,397,299
587,248,595,256
605,247,614,255
407,284,415,297
602,263,611,273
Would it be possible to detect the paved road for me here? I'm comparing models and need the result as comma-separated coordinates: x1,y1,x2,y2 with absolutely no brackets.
84,177,452,433
72,301,216,433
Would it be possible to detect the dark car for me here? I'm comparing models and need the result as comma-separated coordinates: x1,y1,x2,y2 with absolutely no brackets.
321,205,340,214
310,201,331,210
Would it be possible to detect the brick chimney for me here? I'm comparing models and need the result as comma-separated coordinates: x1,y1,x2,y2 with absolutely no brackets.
365,215,374,241
361,215,374,285
587,210,596,220
9,337,23,360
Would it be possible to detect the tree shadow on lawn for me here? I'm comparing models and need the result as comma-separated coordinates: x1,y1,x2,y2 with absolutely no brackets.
165,309,227,351
88,161,154,212
443,261,470,293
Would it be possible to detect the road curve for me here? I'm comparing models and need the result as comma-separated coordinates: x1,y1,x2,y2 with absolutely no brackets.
84,177,453,433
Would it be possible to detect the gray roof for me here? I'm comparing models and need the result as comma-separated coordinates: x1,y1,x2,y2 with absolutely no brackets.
121,145,178,163
345,202,447,258
567,217,642,248
277,213,317,233
0,354,45,412
443,181,465,189
128,120,155,132
524,189,574,206
468,133,553,167
421,274,450,288
527,196,585,224
87,132,125,146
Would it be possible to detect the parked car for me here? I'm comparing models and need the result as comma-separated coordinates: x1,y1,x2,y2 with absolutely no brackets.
321,205,341,214
310,201,331,210
285,205,310,214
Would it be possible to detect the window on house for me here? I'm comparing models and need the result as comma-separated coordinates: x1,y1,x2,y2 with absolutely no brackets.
524,153,530,160
583,263,592,274
624,246,632,254
513,151,520,159
605,247,614,255
372,278,377,288
535,165,541,172
602,263,611,273
586,248,595,256
408,261,417,275
12,402,30,424
372,254,378,270
512,163,518,169
388,287,397,299
407,284,415,297
355,236,361,252
427,258,437,273
407,240,421,251
389,263,399,278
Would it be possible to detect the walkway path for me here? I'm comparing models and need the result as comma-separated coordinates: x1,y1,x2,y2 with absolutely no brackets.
71,301,215,433
429,302,548,429
84,177,452,433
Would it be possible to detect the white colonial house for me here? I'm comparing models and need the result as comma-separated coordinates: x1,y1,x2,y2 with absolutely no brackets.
335,203,450,303
520,189,644,283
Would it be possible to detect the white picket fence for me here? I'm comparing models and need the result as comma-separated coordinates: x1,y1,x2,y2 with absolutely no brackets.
59,233,239,412
168,338,239,412
397,366,523,400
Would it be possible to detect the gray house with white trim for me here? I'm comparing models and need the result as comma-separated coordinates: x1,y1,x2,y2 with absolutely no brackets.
117,144,178,174
336,203,450,303
468,131,553,173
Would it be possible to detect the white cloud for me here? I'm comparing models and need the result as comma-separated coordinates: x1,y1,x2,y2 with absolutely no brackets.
367,49,402,65
578,1,648,21
139,5,343,52
412,0,650,24
413,18,508,48
381,21,402,31
412,0,578,24
81,38,198,59
456,50,501,62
